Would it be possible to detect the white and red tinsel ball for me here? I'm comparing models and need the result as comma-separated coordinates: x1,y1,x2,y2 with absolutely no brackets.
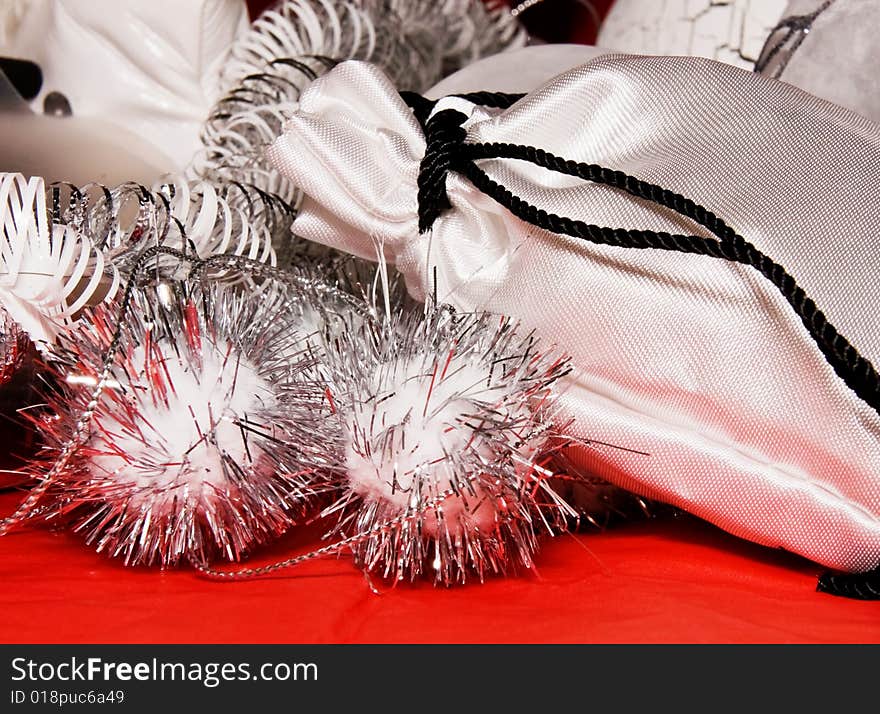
36,278,331,566
320,305,576,585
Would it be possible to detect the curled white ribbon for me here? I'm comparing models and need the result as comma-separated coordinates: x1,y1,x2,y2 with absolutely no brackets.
0,173,119,348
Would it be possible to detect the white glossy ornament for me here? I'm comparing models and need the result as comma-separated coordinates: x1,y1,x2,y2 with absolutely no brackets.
598,0,787,69
757,0,880,124
1,0,249,180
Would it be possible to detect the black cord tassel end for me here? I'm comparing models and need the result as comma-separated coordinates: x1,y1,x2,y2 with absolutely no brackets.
817,567,880,600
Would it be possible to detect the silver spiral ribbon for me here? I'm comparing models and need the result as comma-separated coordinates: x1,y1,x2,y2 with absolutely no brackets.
191,0,526,203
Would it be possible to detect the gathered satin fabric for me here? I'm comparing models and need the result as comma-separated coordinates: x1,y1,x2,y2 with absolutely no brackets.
267,57,880,572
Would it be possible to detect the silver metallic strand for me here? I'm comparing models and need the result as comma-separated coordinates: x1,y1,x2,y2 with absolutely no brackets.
0,174,299,353
220,1,523,93
0,309,28,386
0,245,167,536
190,481,486,580
389,0,526,74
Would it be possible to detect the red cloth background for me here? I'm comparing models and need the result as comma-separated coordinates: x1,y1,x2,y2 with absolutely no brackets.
2,490,877,643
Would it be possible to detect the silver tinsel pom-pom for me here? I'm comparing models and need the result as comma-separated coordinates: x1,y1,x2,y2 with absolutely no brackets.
319,305,576,585
34,278,332,567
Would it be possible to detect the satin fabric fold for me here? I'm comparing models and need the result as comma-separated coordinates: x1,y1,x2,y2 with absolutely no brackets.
268,57,880,572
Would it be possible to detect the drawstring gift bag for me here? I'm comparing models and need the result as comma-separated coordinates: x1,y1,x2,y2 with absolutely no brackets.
268,56,880,598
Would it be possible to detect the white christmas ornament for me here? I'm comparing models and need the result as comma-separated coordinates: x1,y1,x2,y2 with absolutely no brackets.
344,354,533,533
319,306,575,584
88,340,273,494
0,0,249,180
756,0,880,124
598,0,787,69
40,280,330,567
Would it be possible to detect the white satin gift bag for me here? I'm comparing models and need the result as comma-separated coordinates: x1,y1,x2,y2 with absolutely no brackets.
268,56,880,573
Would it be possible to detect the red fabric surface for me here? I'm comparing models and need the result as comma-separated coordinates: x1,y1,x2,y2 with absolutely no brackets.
1,491,876,643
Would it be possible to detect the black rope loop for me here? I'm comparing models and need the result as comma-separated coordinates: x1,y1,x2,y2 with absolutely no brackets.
402,90,880,419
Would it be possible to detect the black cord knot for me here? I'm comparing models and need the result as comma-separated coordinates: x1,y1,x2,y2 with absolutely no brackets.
416,107,469,234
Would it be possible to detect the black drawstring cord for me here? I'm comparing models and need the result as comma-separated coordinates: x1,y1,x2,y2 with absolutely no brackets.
401,90,880,600
400,90,525,127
